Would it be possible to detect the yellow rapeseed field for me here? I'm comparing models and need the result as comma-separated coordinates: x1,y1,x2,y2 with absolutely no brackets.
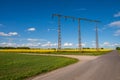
0,48,112,53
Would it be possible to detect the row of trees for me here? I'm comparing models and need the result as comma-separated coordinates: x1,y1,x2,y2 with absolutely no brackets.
0,47,105,49
0,47,30,49
116,47,120,50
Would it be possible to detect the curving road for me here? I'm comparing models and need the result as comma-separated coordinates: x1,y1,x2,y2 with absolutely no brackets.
28,50,120,80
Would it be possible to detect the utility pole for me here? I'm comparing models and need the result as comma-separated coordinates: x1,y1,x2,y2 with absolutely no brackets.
52,14,62,50
58,15,61,50
78,19,82,50
96,23,99,51
86,20,100,51
82,19,100,51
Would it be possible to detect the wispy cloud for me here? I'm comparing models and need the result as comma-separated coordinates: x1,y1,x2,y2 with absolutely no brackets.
108,21,120,37
0,32,18,37
27,27,36,31
9,32,18,36
41,42,57,47
0,37,50,47
108,21,120,27
0,42,17,47
27,38,47,42
63,42,73,47
0,41,42,47
114,29,120,36
27,38,39,42
103,42,110,46
114,12,120,17
100,42,120,48
0,32,9,36
21,43,41,47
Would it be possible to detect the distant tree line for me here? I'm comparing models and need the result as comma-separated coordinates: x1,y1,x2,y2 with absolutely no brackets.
0,47,30,49
116,47,120,50
61,48,104,49
82,47,104,49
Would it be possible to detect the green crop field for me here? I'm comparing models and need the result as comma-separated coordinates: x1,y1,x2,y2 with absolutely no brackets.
0,53,78,80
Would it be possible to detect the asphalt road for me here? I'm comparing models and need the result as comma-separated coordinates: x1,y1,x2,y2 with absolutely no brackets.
30,50,120,80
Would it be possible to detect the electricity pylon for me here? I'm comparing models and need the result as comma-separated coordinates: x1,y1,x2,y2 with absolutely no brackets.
95,23,99,51
52,14,62,50
52,14,100,51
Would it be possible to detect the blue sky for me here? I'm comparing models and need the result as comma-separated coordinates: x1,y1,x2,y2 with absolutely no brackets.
0,0,120,48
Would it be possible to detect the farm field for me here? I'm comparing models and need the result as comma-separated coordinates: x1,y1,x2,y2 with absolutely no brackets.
0,49,112,56
0,53,78,80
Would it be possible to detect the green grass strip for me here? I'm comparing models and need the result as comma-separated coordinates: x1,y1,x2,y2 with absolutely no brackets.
0,53,78,80
33,51,112,56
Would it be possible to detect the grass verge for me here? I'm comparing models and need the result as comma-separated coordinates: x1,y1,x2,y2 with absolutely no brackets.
0,53,78,80
42,51,111,56
118,50,120,53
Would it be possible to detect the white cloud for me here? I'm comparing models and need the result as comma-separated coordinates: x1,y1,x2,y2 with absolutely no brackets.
114,30,120,36
0,42,56,48
81,43,86,47
0,32,18,36
114,43,120,47
63,42,73,47
9,32,18,36
41,42,57,47
21,43,41,47
0,42,17,47
27,28,36,31
114,12,120,17
109,21,120,27
100,42,120,48
27,38,39,42
103,42,110,46
51,43,57,46
27,38,47,43
41,43,50,47
0,32,9,36
0,42,41,47
0,38,58,48
92,43,96,47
